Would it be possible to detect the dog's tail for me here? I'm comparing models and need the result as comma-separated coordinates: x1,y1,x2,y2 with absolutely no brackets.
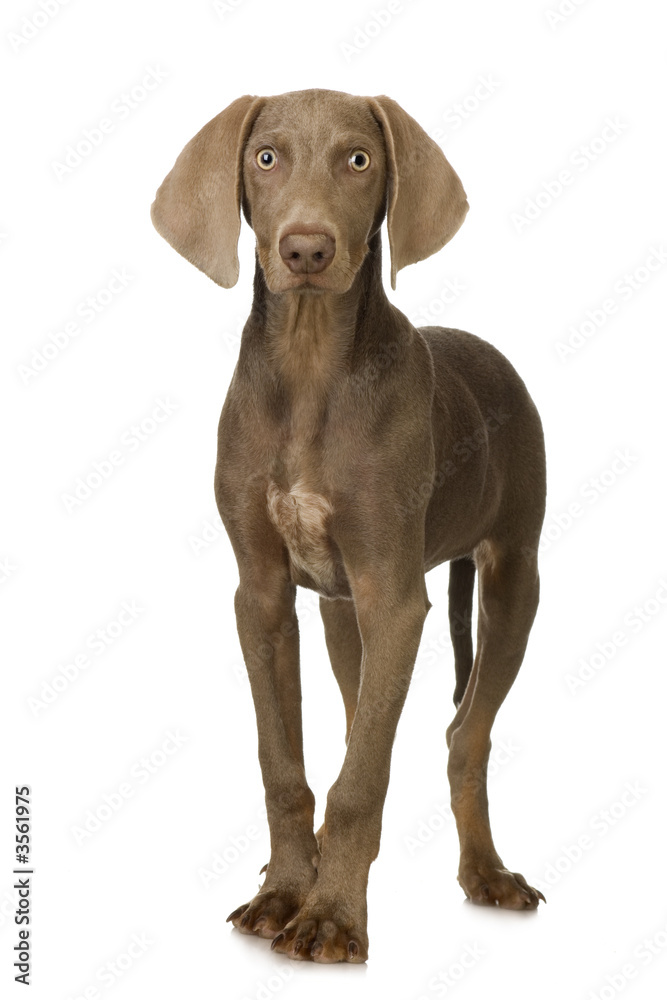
448,557,476,707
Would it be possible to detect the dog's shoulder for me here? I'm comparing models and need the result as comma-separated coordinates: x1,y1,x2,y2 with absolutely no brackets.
418,326,526,393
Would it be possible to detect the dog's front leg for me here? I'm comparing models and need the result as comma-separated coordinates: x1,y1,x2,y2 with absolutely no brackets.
226,569,319,939
271,564,430,963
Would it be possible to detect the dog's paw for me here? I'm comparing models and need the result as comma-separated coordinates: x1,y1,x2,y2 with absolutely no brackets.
227,888,303,939
270,907,368,963
458,865,545,910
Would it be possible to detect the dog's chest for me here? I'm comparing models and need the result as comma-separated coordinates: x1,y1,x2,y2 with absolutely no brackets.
260,304,353,597
266,479,347,598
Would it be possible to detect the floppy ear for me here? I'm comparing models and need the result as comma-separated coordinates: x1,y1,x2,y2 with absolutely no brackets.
368,95,469,289
150,95,264,288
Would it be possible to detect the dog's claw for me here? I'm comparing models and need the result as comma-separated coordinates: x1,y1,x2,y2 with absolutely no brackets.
270,932,285,951
459,865,544,909
226,905,247,923
270,911,369,962
259,862,268,875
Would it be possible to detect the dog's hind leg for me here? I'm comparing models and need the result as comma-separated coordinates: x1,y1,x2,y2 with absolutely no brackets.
446,544,545,909
448,557,476,707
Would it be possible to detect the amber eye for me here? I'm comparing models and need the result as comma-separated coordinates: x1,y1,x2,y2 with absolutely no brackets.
256,148,277,170
349,150,371,172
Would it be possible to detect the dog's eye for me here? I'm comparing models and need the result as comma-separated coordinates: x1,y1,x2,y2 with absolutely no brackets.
349,150,371,172
256,148,277,170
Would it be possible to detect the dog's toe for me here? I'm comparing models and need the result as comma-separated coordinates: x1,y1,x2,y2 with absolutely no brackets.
227,889,302,938
458,864,545,909
271,909,368,963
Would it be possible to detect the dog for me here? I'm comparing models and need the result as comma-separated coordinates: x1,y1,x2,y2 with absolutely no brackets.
151,88,547,964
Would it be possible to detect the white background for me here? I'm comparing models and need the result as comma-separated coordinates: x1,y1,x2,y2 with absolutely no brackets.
2,1,666,998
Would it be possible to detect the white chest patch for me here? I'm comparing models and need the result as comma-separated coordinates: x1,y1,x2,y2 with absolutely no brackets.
266,480,337,594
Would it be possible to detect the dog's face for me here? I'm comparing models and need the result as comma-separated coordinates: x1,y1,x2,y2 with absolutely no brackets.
241,91,387,295
151,88,468,292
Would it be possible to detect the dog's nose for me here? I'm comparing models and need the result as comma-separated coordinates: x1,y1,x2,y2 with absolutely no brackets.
278,231,336,274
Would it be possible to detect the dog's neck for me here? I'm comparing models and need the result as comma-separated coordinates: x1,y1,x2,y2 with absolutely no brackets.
247,231,395,392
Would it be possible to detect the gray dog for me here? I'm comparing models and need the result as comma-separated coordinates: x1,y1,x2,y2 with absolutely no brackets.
151,88,546,964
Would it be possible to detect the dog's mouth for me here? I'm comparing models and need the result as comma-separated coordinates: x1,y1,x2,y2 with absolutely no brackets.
258,245,368,295
264,265,354,295
288,274,331,291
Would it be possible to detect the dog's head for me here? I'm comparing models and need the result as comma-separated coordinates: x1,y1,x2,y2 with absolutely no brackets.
151,89,468,292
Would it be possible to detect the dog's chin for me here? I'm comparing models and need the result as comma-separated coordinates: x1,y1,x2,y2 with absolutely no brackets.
263,269,356,296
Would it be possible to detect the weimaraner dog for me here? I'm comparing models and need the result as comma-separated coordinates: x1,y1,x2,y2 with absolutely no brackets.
151,88,546,964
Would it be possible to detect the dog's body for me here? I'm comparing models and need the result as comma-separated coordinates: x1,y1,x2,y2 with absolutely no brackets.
152,89,546,964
